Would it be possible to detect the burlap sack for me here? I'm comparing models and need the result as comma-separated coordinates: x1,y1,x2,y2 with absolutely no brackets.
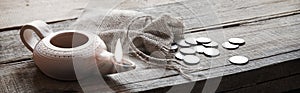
72,10,196,79
72,9,183,57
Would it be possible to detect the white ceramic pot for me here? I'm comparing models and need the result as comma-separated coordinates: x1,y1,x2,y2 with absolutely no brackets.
20,20,135,80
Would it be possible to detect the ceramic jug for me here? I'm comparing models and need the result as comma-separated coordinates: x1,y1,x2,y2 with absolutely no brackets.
20,20,135,80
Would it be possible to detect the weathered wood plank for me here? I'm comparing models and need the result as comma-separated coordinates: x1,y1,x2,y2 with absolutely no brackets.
111,48,300,92
0,0,299,92
0,0,87,30
0,60,82,93
136,0,300,32
106,13,300,92
0,0,188,30
141,60,300,93
0,48,298,93
1,8,300,92
222,74,300,93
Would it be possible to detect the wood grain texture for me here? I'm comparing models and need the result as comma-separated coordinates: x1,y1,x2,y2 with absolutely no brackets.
0,0,187,30
1,8,300,93
0,0,300,92
136,0,300,32
223,74,300,93
111,48,300,92
0,60,82,93
0,0,87,30
106,13,300,92
141,58,300,93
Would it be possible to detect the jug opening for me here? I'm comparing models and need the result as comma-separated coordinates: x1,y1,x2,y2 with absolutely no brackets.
50,32,88,48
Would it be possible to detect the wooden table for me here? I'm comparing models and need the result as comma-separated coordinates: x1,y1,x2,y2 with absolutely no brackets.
1,0,300,92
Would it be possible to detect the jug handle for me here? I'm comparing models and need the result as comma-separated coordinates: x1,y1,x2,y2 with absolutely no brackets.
20,20,53,52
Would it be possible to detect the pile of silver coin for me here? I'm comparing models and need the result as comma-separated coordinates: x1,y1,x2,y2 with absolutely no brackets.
172,37,249,65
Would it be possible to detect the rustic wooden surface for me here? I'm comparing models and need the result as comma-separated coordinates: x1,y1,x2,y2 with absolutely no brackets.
0,0,186,30
0,0,300,93
0,0,87,30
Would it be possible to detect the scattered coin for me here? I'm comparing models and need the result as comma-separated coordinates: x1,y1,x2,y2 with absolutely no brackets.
196,37,212,44
229,56,249,65
183,55,200,65
222,42,239,50
180,48,196,55
228,38,245,45
170,44,179,52
175,52,184,60
176,40,191,48
194,45,206,54
203,48,220,57
185,38,198,45
203,41,219,48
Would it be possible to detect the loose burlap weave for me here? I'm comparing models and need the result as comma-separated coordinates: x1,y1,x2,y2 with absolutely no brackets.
72,10,197,79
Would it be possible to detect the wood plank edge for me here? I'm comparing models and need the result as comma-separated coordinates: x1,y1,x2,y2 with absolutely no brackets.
0,18,77,32
185,9,300,33
114,49,300,92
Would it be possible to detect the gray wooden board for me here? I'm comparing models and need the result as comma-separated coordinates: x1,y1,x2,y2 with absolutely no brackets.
223,74,300,93
0,49,298,93
0,60,82,93
0,0,87,30
0,0,300,92
0,0,186,30
0,12,300,93
0,9,300,93
141,59,300,93
110,47,300,92
106,13,300,92
136,0,300,32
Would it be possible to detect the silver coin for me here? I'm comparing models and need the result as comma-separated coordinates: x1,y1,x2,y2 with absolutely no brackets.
203,48,220,57
229,56,249,65
203,41,219,48
170,45,179,52
194,45,206,54
185,38,197,45
196,37,212,44
175,52,184,60
183,55,200,65
222,42,239,50
176,40,191,48
180,48,196,55
228,38,245,45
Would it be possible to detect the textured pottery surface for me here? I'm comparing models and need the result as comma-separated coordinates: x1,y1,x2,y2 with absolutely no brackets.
20,20,135,80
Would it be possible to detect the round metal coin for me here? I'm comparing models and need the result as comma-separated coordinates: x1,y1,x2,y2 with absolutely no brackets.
183,55,200,65
228,38,245,45
170,44,179,52
180,48,196,55
222,42,239,50
229,56,249,65
194,45,206,53
203,41,219,48
203,48,220,57
176,40,191,48
175,52,184,60
196,37,212,44
185,38,198,45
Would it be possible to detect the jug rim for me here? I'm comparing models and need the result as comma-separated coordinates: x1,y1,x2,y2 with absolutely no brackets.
42,30,96,52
